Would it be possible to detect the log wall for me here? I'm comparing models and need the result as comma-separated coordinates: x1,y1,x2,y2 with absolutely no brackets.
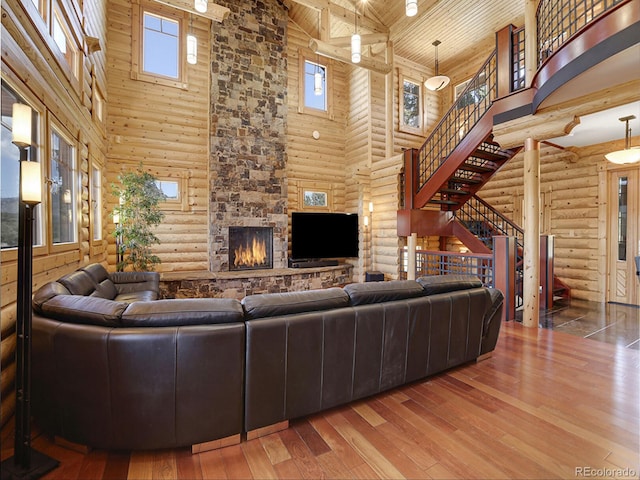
1,0,108,427
105,0,211,273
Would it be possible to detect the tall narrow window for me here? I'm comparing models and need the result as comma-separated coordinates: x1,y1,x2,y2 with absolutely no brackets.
399,72,424,135
50,128,77,245
1,82,42,250
143,11,180,78
52,4,79,78
304,60,327,111
91,165,102,241
617,176,628,261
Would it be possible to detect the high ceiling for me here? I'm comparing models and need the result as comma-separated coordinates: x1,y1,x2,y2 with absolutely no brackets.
285,0,525,73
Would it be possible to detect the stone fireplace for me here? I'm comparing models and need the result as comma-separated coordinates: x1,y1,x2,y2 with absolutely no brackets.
229,227,273,271
208,0,289,273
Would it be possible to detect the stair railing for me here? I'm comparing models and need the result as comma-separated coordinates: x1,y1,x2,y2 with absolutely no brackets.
416,51,498,191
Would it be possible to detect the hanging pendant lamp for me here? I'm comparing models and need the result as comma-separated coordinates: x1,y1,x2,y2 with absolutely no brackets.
425,40,450,91
605,115,640,164
351,4,361,64
194,0,207,13
406,0,418,17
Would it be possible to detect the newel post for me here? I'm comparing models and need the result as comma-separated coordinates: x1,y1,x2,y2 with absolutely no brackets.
493,235,516,322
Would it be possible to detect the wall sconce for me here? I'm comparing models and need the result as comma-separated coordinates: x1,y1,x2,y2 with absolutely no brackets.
605,115,640,164
194,0,207,13
1,104,58,478
406,0,418,17
364,215,369,227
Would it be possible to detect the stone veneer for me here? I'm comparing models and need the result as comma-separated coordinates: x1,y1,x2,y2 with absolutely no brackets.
209,0,289,272
160,265,353,300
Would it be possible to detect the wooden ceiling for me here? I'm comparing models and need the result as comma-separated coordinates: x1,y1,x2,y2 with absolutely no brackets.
284,0,525,73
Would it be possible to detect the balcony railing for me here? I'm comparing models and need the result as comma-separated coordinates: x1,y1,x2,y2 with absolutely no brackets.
537,0,626,66
401,248,494,287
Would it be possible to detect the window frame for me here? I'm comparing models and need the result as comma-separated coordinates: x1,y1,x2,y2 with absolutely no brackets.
298,50,333,119
89,159,105,253
398,70,426,136
47,120,79,253
296,181,335,212
49,0,82,88
131,2,189,89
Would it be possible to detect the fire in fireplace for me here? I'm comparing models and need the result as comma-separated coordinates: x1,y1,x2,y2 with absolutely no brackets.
229,226,273,271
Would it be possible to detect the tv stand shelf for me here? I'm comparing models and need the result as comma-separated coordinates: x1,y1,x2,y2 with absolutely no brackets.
288,259,339,268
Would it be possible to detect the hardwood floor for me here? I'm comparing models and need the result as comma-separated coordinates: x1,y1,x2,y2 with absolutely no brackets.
2,321,639,480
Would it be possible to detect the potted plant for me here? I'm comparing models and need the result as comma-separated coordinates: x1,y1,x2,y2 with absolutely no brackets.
112,164,166,271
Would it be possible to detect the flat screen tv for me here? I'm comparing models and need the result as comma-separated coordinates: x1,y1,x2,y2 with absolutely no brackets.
291,212,359,260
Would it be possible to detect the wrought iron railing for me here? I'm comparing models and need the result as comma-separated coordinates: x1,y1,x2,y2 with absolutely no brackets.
416,51,498,191
537,0,626,66
400,248,494,287
512,26,526,92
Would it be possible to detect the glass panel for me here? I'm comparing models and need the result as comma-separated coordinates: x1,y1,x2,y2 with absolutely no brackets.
1,83,42,249
143,12,179,78
617,176,627,261
156,179,179,200
92,166,102,241
402,79,420,128
304,60,326,111
303,190,327,207
51,129,76,244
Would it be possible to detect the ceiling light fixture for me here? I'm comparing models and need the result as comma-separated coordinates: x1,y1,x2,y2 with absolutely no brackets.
314,12,323,96
186,15,197,64
605,115,640,164
351,4,361,64
425,40,450,91
194,0,207,13
406,0,418,17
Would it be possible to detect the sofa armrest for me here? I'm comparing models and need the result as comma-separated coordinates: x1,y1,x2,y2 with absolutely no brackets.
480,288,504,355
110,271,160,296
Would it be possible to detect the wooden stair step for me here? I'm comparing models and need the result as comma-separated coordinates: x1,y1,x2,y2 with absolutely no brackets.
440,187,470,195
459,163,495,174
450,175,482,185
430,199,459,205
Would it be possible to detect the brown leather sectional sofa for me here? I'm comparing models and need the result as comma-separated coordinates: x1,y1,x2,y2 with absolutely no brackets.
31,264,504,452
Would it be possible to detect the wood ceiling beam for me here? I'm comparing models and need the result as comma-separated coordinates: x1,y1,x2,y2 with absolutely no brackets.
324,33,389,48
309,38,392,75
152,0,229,22
290,0,388,34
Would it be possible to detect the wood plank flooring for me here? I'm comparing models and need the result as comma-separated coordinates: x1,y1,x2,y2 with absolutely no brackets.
2,321,639,479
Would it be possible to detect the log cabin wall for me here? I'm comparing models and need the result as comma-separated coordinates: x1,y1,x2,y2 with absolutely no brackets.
106,0,211,273
1,0,108,427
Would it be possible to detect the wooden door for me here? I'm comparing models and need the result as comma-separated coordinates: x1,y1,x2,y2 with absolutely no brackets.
608,167,640,306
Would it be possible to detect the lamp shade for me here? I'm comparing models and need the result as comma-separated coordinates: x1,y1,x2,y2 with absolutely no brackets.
20,161,41,205
351,33,361,64
194,0,207,13
406,0,418,17
605,148,640,164
425,75,450,91
12,103,32,149
314,71,323,95
186,33,197,64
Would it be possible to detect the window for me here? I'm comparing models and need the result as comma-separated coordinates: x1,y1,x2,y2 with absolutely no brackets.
50,127,77,245
132,5,186,88
143,12,180,78
156,179,179,200
398,72,424,135
298,51,332,117
1,82,43,251
455,73,487,108
91,164,102,242
303,190,328,208
52,4,79,78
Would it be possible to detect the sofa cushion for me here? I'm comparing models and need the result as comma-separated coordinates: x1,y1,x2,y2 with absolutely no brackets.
417,274,483,295
121,298,244,327
242,288,349,320
81,263,110,283
114,291,159,302
40,295,127,327
32,281,71,314
58,270,96,296
90,279,119,300
343,280,424,306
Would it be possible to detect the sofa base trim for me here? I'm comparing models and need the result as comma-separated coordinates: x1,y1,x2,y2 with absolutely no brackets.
192,433,241,454
246,420,289,440
55,436,92,454
476,352,493,362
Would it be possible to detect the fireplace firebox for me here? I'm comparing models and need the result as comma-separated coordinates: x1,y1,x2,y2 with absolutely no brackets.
229,226,273,271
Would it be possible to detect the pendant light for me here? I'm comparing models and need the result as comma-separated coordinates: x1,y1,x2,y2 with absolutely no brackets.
186,15,197,64
351,4,361,64
425,40,450,91
605,115,640,164
314,12,323,95
406,0,418,17
194,0,207,13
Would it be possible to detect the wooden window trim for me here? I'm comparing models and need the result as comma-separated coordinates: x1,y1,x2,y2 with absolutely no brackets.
297,49,334,119
296,181,335,212
398,69,426,136
131,1,189,90
156,173,189,212
89,158,106,255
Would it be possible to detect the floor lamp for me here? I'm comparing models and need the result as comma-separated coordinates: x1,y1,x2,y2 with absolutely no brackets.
1,104,58,480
